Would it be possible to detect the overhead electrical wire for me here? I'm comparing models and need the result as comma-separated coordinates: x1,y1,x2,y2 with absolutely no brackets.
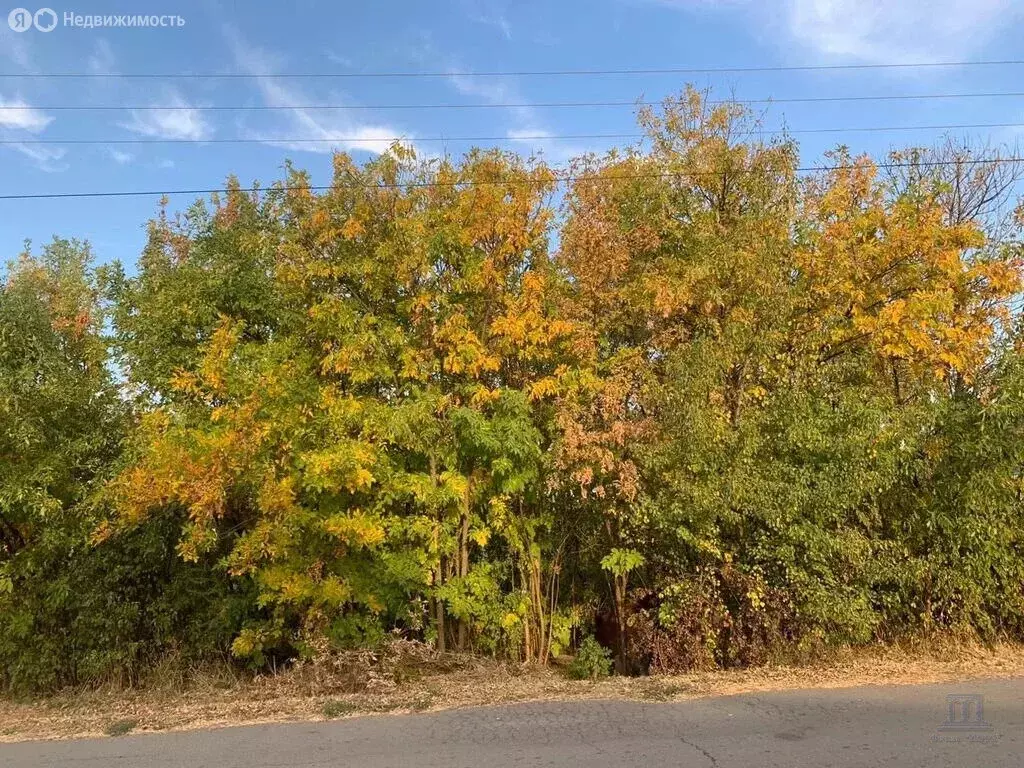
3,156,1023,201
5,121,1024,146
4,59,1024,79
3,91,1024,111
6,59,1024,202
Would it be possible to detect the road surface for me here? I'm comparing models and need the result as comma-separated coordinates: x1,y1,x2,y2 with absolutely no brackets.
3,678,1022,767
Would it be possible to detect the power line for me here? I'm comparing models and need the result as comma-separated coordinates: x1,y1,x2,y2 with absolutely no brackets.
9,133,640,146
7,91,1024,111
9,122,1024,146
4,59,1024,79
3,156,1022,201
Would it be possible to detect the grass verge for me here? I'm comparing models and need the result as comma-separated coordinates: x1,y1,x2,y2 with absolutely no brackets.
3,638,1024,743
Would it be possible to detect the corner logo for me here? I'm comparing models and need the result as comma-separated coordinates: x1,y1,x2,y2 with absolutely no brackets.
931,693,999,744
938,693,992,732
8,7,56,31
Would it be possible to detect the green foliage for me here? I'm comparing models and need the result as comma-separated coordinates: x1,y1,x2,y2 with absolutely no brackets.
0,239,121,547
566,636,613,680
5,91,1024,693
0,510,249,693
0,241,251,694
601,549,645,578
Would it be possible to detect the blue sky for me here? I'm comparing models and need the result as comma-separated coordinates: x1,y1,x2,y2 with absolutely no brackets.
2,0,1024,269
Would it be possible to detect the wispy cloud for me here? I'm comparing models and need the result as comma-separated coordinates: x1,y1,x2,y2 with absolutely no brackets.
108,148,133,164
242,76,409,154
507,128,594,164
506,128,554,142
0,94,61,170
446,70,590,163
447,72,535,125
0,96,52,132
9,143,66,172
783,0,1016,62
121,89,212,141
225,25,414,156
488,15,513,40
0,25,32,70
655,0,1019,63
459,0,514,40
87,39,116,74
324,49,354,68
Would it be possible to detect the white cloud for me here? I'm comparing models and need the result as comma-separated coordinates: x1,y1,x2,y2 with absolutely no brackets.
0,25,32,70
0,96,52,132
473,11,512,39
325,49,354,68
447,71,536,126
491,15,513,40
782,0,1015,62
506,128,595,164
9,143,66,172
0,93,60,170
108,148,133,164
655,0,1019,63
460,0,513,39
448,72,550,145
121,89,212,141
87,39,116,74
299,124,404,156
446,71,593,162
507,128,554,142
225,25,414,156
244,75,410,155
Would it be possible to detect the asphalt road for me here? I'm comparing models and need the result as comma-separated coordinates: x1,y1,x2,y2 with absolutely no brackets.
3,678,1023,767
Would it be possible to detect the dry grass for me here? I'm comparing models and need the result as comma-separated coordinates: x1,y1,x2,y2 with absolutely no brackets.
4,638,1024,743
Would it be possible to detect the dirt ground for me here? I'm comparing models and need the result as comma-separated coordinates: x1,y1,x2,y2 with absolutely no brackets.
4,640,1024,743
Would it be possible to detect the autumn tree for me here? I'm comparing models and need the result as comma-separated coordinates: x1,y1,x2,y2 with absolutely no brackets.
107,148,578,662
6,88,1024,692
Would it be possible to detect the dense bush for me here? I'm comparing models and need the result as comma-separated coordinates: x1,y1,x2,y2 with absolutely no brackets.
567,636,613,680
0,514,250,693
4,89,1024,693
0,241,257,693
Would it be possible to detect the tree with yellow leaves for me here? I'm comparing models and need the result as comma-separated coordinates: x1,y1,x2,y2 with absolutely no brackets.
8,88,1024,692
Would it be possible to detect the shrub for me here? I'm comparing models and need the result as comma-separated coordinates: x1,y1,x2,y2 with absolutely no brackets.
566,636,613,680
0,513,251,694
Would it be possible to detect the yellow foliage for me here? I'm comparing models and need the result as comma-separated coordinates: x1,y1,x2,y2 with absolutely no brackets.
340,216,365,240
322,512,387,548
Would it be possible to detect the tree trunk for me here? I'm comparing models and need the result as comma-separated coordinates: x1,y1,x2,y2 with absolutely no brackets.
522,565,533,661
530,555,545,662
456,478,471,651
429,456,446,653
0,517,24,555
605,517,628,672
612,574,627,673
434,585,447,653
